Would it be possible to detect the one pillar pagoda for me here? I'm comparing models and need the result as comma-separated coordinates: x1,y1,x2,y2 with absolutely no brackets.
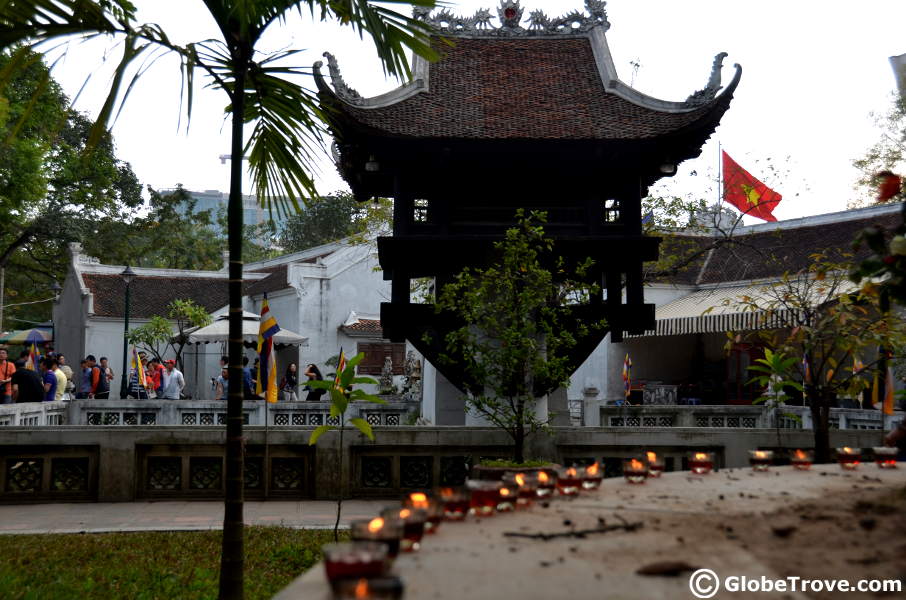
315,0,740,423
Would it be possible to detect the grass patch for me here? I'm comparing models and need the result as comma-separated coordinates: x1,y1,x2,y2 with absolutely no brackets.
0,526,345,600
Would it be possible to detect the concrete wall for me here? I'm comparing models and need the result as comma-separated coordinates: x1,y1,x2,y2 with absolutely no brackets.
0,425,888,502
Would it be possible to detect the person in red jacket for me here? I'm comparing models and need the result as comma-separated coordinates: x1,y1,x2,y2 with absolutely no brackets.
147,358,165,398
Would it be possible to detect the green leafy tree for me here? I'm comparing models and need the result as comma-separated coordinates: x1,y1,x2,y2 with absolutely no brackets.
0,48,141,329
307,352,382,540
852,96,906,205
126,299,212,372
434,210,604,463
727,256,906,462
278,192,392,252
746,348,804,447
0,3,436,596
85,186,226,270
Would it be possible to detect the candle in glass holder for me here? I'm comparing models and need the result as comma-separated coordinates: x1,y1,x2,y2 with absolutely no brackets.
582,462,604,490
622,458,648,484
404,492,443,534
536,468,557,498
646,451,665,477
466,479,501,516
688,451,714,475
503,472,539,508
349,517,403,559
873,447,898,468
748,450,774,472
836,447,861,470
331,576,404,600
496,481,518,512
436,486,470,520
380,507,427,552
323,541,388,584
556,465,586,496
790,449,813,470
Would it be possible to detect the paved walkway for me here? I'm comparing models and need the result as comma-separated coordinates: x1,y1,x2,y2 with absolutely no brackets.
0,499,392,535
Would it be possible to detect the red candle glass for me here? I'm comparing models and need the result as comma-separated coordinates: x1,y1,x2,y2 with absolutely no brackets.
466,479,501,516
323,541,388,584
688,451,714,475
622,458,648,484
582,462,604,490
748,450,773,472
790,449,813,470
380,507,427,552
646,451,665,477
404,492,443,534
873,447,898,469
503,472,539,508
535,468,557,498
496,481,519,512
436,486,470,521
349,517,403,559
331,576,404,600
836,447,861,470
556,465,585,496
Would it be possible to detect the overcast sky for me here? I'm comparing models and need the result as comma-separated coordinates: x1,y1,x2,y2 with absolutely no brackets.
49,1,906,222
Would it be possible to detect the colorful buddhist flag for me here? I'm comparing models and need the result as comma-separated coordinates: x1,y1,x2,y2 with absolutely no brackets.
334,348,347,391
131,347,145,389
622,353,632,399
722,151,782,222
25,342,40,370
883,366,896,416
801,354,811,385
256,294,281,403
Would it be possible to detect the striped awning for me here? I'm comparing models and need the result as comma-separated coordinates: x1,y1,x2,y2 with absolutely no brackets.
635,279,860,337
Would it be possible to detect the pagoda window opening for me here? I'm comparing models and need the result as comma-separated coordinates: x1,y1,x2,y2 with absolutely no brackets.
413,198,431,224
603,198,622,223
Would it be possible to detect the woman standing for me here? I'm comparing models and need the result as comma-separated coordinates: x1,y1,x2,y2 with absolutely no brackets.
303,363,326,401
281,363,299,402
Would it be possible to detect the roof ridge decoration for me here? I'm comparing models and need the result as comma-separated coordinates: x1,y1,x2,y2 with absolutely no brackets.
685,52,728,107
413,0,610,37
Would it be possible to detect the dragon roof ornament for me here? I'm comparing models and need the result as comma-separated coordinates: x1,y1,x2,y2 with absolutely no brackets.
414,0,610,37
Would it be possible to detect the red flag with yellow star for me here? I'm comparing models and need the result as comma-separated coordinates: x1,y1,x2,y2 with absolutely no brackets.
722,151,782,222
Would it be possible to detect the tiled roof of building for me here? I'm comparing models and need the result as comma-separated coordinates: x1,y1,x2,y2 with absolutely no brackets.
82,274,228,319
657,208,902,286
245,264,288,297
340,318,383,336
325,38,733,141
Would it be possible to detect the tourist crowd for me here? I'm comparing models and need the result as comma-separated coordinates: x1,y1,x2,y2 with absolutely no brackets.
0,345,327,403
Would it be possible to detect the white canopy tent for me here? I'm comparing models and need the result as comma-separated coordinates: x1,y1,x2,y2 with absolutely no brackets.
182,311,308,347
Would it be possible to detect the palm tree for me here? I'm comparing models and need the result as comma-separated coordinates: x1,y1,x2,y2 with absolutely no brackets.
0,2,435,598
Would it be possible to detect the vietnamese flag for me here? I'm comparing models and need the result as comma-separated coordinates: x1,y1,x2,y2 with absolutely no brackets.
722,151,782,222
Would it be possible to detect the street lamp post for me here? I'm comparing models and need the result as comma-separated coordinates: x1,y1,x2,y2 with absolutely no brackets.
48,280,61,346
119,266,136,398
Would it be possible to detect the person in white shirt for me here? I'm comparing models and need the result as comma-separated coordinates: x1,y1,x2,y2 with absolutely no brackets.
160,359,185,400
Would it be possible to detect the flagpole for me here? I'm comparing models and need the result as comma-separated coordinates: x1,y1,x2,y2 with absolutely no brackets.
717,141,723,208
264,396,269,499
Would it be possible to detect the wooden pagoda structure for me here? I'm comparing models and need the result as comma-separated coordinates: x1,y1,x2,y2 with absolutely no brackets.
314,0,740,393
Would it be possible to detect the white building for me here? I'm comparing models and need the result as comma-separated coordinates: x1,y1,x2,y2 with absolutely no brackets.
54,238,410,399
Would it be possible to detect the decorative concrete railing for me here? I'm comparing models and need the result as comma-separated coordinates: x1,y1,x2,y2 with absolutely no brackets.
68,398,418,427
0,401,67,426
599,405,904,431
0,426,892,503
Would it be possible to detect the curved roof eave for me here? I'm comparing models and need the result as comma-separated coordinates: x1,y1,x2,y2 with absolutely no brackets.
313,52,430,109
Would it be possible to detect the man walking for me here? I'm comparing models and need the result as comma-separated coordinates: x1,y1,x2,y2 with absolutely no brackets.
160,360,185,400
40,357,58,402
52,358,67,402
0,348,15,405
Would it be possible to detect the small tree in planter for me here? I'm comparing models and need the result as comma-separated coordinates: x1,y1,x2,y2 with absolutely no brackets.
307,352,383,540
126,299,212,371
434,210,604,464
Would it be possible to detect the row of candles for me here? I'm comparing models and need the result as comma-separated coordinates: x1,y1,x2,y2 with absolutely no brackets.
323,447,899,598
323,456,662,598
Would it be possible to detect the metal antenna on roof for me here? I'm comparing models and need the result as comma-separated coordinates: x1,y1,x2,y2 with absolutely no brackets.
629,58,641,87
